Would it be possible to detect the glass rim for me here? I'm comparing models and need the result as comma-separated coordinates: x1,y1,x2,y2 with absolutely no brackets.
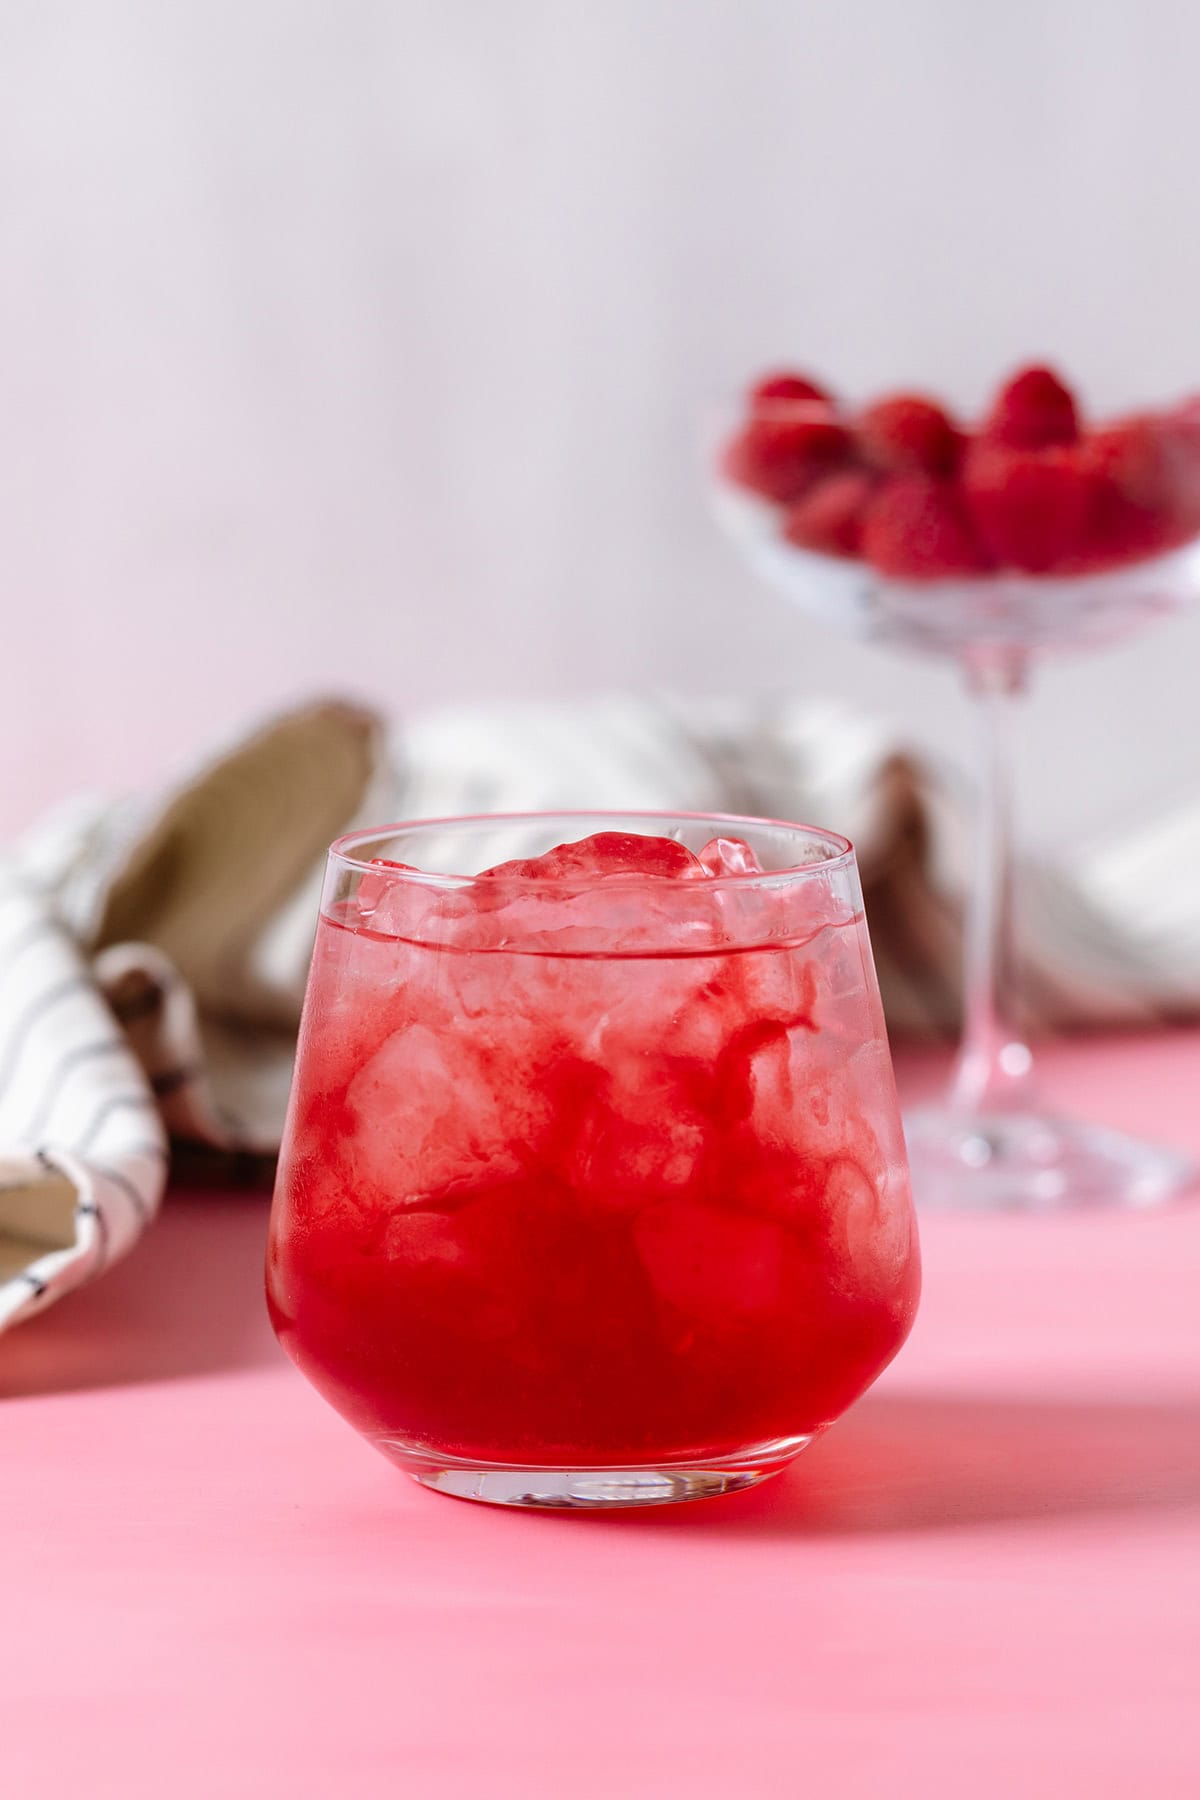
328,809,856,891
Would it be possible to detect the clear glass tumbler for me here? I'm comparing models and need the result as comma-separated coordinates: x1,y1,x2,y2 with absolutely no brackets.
266,812,919,1508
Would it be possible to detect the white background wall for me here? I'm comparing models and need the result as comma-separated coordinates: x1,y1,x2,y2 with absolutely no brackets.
2,0,1199,842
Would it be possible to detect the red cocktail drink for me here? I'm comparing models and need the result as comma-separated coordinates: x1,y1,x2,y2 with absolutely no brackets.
267,814,919,1507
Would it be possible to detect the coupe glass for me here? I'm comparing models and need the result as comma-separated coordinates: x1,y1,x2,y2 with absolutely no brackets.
711,399,1200,1211
266,812,919,1508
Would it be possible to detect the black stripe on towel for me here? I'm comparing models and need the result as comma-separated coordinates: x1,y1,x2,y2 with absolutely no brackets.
72,1090,160,1157
121,1140,171,1165
0,914,60,969
0,975,92,1097
89,1162,153,1225
21,1037,130,1143
72,1195,111,1272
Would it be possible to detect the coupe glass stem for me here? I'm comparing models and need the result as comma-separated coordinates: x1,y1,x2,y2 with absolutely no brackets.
950,645,1035,1114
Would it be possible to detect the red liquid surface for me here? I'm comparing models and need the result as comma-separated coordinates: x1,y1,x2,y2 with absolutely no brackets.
267,852,919,1466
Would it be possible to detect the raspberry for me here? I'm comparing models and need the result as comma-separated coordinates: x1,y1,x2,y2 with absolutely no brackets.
1149,410,1200,539
962,441,1095,572
480,833,704,883
1054,501,1172,575
1082,416,1173,505
1040,412,1200,572
1074,420,1174,568
984,365,1080,449
783,470,876,557
722,411,850,504
750,371,830,405
857,394,962,476
861,476,989,579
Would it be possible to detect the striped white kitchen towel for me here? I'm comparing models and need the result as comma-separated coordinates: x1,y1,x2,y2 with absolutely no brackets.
0,700,386,1333
0,866,169,1324
3,689,1199,1334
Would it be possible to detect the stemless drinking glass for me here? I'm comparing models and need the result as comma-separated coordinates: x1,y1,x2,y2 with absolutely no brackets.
266,812,920,1509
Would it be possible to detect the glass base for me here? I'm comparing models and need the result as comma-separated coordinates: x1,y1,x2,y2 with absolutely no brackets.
377,1434,814,1508
905,1105,1197,1212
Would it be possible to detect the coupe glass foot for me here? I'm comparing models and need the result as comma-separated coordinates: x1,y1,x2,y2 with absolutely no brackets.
904,1105,1197,1212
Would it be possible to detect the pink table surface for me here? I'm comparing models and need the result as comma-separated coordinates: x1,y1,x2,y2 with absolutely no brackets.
4,1031,1200,1799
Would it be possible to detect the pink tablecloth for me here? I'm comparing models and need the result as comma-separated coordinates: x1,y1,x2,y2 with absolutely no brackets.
4,1032,1199,1798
